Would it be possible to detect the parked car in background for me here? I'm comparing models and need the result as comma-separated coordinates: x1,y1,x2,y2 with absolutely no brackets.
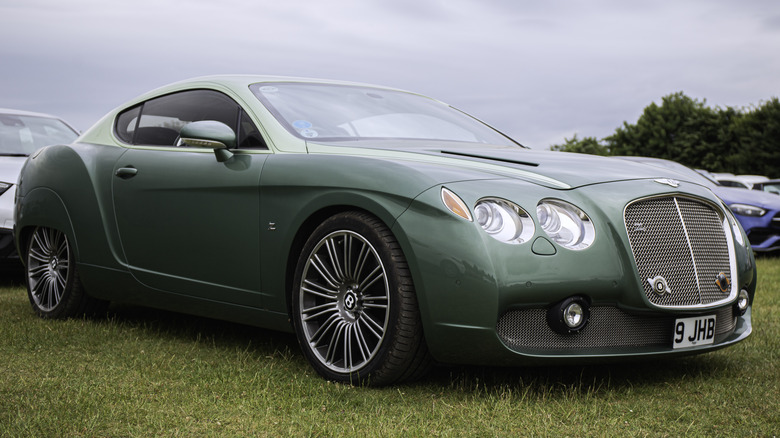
13,76,756,385
750,179,780,196
1,108,79,263
713,173,769,190
620,157,780,252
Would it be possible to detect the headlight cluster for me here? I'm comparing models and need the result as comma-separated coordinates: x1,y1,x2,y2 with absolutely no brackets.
474,198,535,244
729,203,766,217
536,200,595,250
441,188,596,250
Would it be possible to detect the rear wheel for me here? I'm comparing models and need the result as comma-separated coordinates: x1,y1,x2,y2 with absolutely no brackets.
292,212,431,386
26,226,106,319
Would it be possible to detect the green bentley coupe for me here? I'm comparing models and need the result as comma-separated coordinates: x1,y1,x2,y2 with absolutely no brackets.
14,76,755,385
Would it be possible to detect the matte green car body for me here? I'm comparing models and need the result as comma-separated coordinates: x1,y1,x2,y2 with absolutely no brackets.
14,76,755,372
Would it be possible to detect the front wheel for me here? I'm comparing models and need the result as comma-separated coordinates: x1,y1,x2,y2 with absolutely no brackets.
26,226,106,319
292,212,431,386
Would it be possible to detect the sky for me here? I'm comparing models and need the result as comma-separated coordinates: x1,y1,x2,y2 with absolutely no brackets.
1,0,779,149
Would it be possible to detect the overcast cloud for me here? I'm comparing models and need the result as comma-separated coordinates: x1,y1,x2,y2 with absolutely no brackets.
2,0,779,148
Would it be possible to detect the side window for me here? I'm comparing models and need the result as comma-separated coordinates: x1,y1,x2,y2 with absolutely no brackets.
237,110,267,149
114,90,266,148
115,105,141,144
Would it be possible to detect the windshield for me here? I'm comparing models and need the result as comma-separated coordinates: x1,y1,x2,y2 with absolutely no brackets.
250,82,519,146
0,113,78,156
760,182,780,195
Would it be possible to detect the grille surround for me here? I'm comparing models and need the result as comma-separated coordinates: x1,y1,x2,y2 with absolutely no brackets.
624,195,738,309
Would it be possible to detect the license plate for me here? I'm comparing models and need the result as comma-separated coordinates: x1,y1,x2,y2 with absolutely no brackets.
672,315,716,349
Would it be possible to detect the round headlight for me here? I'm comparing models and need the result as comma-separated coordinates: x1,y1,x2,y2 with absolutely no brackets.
474,198,535,244
536,200,595,250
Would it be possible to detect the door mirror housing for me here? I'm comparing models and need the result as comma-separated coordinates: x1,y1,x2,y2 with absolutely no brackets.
179,121,237,149
179,121,236,162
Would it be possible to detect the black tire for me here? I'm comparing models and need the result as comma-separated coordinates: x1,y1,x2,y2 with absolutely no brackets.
25,226,107,319
292,211,431,386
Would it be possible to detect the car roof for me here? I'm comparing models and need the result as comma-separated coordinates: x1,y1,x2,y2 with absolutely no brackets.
129,75,416,105
0,107,67,119
754,179,780,185
169,74,402,88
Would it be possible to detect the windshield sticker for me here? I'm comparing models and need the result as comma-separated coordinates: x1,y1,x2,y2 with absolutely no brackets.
299,128,318,138
292,120,313,129
258,86,278,93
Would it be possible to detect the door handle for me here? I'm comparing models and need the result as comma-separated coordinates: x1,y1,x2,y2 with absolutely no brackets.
115,167,138,179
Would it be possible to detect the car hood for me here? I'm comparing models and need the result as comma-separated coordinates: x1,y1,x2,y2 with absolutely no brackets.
713,185,780,210
311,141,699,189
0,156,26,183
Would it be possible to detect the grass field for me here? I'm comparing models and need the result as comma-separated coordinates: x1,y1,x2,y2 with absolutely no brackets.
1,257,778,437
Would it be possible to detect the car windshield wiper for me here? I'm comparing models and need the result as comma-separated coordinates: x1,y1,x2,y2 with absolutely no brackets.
0,153,29,157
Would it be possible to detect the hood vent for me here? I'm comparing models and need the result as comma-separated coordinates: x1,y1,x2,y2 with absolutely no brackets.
440,150,539,167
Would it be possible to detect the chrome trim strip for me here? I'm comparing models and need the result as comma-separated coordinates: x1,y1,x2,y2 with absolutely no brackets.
673,197,703,302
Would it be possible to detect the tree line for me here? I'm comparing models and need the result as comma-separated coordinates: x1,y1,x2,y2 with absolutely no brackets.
550,92,780,178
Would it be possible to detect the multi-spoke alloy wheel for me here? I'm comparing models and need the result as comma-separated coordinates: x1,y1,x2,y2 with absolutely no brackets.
27,227,71,312
292,212,430,386
299,229,390,373
25,226,105,319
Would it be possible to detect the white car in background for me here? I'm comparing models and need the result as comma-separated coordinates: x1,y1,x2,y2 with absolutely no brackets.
713,173,769,189
1,108,79,264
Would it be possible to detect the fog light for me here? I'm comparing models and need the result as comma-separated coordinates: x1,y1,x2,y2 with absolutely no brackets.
547,296,590,334
736,289,750,315
565,303,584,327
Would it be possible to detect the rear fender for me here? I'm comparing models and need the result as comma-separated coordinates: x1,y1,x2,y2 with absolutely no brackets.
15,187,77,264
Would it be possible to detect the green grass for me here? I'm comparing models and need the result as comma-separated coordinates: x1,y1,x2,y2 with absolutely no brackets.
1,257,778,437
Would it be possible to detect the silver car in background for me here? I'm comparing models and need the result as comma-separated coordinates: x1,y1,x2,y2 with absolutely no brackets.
1,108,79,263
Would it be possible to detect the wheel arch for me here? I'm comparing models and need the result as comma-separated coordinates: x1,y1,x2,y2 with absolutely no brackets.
269,170,429,313
15,187,79,266
285,206,431,384
282,204,388,319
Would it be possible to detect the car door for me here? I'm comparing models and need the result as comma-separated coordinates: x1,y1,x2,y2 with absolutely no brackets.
111,89,269,307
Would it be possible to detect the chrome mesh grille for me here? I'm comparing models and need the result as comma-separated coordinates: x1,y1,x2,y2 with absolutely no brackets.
497,306,735,353
625,196,733,308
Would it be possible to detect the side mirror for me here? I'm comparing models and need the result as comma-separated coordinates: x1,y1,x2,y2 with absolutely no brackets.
179,121,237,162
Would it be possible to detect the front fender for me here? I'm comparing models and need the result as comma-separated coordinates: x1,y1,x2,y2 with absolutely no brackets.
257,153,434,314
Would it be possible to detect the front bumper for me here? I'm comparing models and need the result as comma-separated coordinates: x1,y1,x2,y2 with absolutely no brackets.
392,179,756,366
738,211,780,252
423,307,752,366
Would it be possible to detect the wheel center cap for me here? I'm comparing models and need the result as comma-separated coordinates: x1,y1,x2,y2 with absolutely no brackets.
344,290,358,311
48,257,59,276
